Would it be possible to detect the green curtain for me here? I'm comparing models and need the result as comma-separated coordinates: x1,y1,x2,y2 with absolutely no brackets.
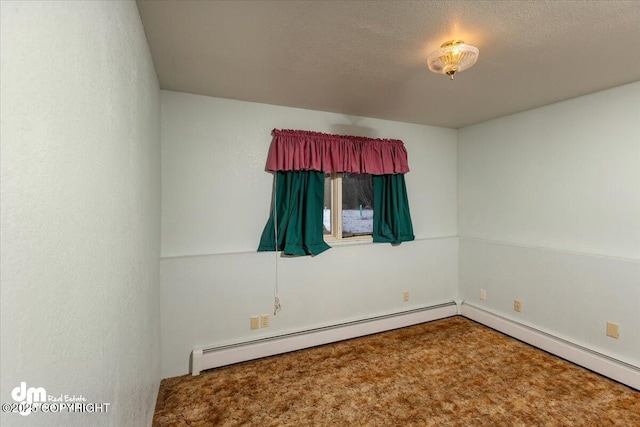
372,174,415,244
258,171,331,256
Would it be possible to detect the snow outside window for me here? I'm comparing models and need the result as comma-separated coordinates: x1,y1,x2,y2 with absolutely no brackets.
323,173,373,242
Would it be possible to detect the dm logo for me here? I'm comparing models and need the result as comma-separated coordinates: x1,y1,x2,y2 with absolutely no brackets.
11,382,46,416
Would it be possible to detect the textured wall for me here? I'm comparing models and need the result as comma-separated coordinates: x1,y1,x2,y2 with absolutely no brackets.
458,83,640,366
161,91,458,257
458,82,640,259
160,91,458,378
1,2,161,426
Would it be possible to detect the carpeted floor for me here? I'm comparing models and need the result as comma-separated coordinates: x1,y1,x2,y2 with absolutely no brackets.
153,316,640,426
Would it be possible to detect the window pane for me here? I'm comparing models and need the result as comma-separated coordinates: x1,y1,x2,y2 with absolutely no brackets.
323,174,331,235
342,173,373,237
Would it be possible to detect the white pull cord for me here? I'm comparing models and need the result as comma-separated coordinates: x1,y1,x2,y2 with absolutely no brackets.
273,174,282,315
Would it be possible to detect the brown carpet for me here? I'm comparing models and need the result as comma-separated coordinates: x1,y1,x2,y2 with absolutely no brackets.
153,316,640,426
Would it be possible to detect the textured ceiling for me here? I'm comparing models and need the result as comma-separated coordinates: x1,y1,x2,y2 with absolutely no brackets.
137,0,640,129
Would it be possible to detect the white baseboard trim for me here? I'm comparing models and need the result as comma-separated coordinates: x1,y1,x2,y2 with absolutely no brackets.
192,302,458,375
191,301,639,391
461,302,640,390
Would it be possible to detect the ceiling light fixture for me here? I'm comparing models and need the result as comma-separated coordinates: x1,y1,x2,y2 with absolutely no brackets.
427,40,479,80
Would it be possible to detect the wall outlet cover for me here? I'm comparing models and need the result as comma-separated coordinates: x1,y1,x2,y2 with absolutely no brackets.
250,316,259,330
606,322,619,339
514,300,522,312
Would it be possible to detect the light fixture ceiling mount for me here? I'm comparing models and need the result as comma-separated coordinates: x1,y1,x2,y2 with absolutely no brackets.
427,40,479,80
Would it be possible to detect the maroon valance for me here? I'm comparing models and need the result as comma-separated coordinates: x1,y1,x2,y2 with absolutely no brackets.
266,129,409,175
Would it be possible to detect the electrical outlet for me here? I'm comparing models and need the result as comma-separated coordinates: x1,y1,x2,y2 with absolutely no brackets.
403,291,409,302
514,300,522,312
250,316,259,330
606,322,619,339
261,314,269,328
480,289,487,301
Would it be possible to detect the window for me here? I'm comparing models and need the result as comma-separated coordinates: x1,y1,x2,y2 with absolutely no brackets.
258,129,414,256
323,173,373,242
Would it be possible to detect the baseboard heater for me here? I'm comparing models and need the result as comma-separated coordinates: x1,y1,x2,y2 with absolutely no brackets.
191,301,457,375
462,303,640,391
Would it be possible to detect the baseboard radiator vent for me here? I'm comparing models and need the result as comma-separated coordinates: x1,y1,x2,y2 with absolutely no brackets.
462,302,640,391
191,302,457,375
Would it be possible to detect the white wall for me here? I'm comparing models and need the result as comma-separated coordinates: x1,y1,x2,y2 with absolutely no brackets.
160,91,458,378
1,2,161,426
3,1,635,418
458,82,640,366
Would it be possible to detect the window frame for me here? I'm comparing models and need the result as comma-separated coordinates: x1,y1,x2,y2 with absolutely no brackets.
323,173,373,244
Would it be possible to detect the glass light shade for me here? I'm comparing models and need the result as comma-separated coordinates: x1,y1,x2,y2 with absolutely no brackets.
427,40,479,79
